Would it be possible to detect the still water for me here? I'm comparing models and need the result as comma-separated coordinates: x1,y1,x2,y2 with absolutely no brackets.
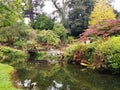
13,63,120,90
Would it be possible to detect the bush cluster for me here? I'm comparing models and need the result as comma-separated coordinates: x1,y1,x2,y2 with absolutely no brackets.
0,46,27,65
95,37,120,73
64,36,120,74
80,19,120,41
37,30,60,47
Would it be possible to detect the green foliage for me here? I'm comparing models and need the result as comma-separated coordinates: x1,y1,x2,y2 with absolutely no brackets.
64,42,88,62
0,63,18,90
31,14,54,30
13,40,26,49
0,0,30,21
28,30,38,42
35,51,58,61
65,36,120,74
0,2,18,28
67,36,75,44
35,52,48,60
0,22,31,45
64,42,78,61
0,46,27,65
53,23,67,43
67,0,95,36
95,36,120,73
37,30,60,47
40,64,61,77
89,0,116,25
64,41,98,62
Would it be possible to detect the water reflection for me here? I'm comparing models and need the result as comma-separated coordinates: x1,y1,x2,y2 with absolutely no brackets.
13,63,120,90
47,80,63,90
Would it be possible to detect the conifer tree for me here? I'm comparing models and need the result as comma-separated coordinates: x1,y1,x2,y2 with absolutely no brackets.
89,0,116,25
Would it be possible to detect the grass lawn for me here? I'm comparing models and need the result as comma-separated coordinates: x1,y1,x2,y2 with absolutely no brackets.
0,63,18,90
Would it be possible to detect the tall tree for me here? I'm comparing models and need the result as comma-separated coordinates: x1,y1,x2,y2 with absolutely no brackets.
89,0,116,25
24,0,45,22
0,0,45,22
67,0,95,37
50,0,71,26
0,22,30,45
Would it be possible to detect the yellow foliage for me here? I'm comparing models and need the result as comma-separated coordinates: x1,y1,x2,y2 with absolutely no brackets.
89,0,116,25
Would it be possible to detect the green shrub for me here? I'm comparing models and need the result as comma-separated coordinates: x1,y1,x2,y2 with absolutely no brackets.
64,42,89,63
65,36,120,74
53,23,67,43
95,36,120,73
67,36,75,44
35,52,48,60
37,30,60,47
31,14,54,30
0,46,27,65
64,41,99,62
64,42,80,61
13,40,26,49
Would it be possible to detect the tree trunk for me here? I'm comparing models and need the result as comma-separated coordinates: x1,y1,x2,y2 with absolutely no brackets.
7,36,13,45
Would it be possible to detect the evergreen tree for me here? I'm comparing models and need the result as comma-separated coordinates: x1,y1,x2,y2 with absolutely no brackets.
31,14,54,30
25,0,45,21
89,0,116,25
67,0,95,37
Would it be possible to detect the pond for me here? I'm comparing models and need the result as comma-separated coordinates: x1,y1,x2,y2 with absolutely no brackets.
13,63,120,90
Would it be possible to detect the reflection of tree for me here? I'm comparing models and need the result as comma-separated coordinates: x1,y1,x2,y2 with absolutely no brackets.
40,64,79,83
40,64,61,77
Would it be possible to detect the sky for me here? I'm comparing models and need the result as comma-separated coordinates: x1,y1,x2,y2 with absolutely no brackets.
43,1,56,15
43,0,120,14
112,0,120,12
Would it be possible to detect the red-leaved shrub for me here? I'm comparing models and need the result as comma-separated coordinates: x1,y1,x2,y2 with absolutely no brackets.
79,19,120,41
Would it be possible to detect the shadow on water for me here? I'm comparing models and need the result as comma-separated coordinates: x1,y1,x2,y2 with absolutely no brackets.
12,63,120,90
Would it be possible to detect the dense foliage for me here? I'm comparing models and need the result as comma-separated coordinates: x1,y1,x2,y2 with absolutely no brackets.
64,42,94,65
95,37,120,73
31,14,54,30
0,46,27,65
67,0,95,37
37,30,60,47
0,1,120,88
64,36,120,74
80,19,120,41
53,23,68,43
0,2,19,28
89,0,116,25
0,22,31,46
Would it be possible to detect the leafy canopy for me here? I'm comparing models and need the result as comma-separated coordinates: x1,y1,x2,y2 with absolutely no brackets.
67,0,95,37
80,19,120,41
37,30,60,47
0,2,19,28
89,0,116,25
31,14,54,30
